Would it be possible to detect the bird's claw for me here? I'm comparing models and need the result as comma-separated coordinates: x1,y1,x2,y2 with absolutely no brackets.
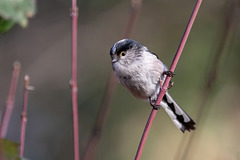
163,71,175,77
168,81,174,89
162,71,175,90
149,98,161,110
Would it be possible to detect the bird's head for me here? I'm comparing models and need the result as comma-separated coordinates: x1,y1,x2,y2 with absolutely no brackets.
110,39,146,66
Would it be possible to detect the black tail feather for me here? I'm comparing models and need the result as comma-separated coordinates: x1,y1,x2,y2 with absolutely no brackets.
163,94,196,133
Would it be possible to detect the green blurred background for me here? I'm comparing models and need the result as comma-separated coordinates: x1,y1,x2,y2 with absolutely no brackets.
0,0,240,159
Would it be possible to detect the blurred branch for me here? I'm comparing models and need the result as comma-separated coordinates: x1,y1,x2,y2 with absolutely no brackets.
20,75,34,158
123,0,142,38
0,62,21,138
135,0,202,159
82,1,142,160
176,1,239,160
70,0,79,160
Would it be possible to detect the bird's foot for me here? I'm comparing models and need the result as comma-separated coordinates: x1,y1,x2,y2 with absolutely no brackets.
163,71,175,77
168,81,174,89
149,98,161,110
162,71,175,90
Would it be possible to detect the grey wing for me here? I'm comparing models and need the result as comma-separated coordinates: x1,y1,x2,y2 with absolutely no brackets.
148,57,168,101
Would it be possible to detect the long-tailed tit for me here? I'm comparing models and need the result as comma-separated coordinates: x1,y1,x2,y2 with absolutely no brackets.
110,39,195,133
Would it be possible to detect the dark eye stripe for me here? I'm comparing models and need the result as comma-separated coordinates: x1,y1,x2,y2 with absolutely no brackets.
116,40,133,55
116,46,130,55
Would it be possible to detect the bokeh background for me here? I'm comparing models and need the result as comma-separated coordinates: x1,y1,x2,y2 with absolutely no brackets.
0,0,240,159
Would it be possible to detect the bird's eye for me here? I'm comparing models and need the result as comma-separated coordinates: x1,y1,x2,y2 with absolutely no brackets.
120,51,126,56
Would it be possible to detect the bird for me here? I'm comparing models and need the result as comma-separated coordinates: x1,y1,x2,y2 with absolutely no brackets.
110,39,195,133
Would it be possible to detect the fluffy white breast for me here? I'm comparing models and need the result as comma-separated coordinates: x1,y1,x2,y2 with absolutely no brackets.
112,50,167,100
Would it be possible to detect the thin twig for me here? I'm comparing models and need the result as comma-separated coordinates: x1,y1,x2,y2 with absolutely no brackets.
135,109,157,160
20,75,34,158
135,1,202,159
123,0,142,38
177,1,239,160
0,62,21,138
82,1,142,160
70,0,79,160
82,73,117,160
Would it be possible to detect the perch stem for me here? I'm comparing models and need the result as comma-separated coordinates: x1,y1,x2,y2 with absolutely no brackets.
135,1,202,159
71,0,79,160
20,75,32,157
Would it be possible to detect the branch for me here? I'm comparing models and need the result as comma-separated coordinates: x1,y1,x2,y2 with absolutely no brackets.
20,75,34,158
135,1,202,159
70,0,79,160
176,1,239,160
0,62,21,138
82,1,142,160
123,0,142,38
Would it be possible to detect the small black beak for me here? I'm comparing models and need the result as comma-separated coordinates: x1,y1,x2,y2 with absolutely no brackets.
110,46,117,63
111,54,118,63
112,59,117,63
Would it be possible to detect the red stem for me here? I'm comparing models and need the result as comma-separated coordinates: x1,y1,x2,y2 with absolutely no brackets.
0,62,21,138
135,0,202,159
156,0,202,105
135,109,157,160
71,1,79,160
123,0,142,38
177,2,238,160
20,75,31,157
